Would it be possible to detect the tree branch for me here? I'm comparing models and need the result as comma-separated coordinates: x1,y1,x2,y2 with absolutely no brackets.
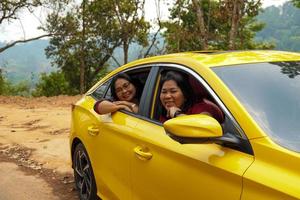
143,27,161,57
0,34,52,53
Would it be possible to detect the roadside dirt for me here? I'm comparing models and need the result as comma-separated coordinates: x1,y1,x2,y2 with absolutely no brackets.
0,95,82,200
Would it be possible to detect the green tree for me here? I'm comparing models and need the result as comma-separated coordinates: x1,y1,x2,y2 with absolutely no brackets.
292,0,300,8
44,0,150,94
44,0,117,94
163,0,272,52
111,0,150,64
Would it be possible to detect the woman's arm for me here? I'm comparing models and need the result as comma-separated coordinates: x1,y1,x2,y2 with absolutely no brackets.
95,100,131,114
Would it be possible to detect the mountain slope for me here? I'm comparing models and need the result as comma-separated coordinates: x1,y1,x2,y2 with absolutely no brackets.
0,40,54,82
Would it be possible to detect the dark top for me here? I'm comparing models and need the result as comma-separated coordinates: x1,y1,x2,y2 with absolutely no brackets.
159,99,224,123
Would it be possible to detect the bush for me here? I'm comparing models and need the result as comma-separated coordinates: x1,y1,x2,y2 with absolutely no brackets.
7,81,31,96
1,69,31,96
32,71,72,97
0,69,5,94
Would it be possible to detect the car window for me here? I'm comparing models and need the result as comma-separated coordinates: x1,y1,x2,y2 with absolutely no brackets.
91,80,111,100
213,62,300,153
152,69,224,123
104,67,151,115
139,65,252,154
94,68,151,102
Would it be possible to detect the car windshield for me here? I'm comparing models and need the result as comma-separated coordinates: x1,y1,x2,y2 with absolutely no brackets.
213,61,300,153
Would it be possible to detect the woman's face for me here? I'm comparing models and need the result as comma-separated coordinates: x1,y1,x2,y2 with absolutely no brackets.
160,80,185,109
115,78,136,101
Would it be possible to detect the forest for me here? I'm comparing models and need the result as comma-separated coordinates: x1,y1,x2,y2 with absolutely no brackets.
1,0,300,97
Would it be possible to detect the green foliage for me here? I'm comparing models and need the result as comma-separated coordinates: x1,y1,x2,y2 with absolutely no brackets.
162,0,214,52
44,0,149,94
109,0,150,63
163,0,272,52
32,65,110,97
0,69,31,96
256,2,300,51
6,81,31,97
32,71,71,97
292,0,300,8
0,68,5,94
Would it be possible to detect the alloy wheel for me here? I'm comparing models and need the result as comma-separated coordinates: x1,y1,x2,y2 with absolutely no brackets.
74,147,93,200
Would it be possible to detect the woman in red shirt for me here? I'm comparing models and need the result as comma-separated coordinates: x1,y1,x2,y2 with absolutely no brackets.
159,71,224,123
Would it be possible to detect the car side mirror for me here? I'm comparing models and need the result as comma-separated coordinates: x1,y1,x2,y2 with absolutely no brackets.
163,114,222,139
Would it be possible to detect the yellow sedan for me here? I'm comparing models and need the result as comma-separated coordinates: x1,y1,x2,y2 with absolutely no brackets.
70,50,300,200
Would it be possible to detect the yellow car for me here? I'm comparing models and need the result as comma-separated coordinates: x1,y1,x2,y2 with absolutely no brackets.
70,50,300,200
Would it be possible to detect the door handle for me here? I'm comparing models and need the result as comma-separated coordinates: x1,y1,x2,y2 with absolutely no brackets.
87,126,99,136
134,146,153,161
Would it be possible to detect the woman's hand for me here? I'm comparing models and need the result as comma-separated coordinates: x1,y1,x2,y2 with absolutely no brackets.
116,104,131,112
113,101,138,113
167,106,182,118
113,101,133,107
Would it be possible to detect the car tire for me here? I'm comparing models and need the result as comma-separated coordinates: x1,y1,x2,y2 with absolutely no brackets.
73,143,99,200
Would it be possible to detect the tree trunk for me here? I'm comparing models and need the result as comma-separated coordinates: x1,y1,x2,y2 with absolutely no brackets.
192,0,208,50
123,40,129,64
229,0,241,50
80,0,86,94
80,57,85,94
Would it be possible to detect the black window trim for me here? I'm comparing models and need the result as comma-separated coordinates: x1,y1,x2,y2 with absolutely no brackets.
138,66,160,116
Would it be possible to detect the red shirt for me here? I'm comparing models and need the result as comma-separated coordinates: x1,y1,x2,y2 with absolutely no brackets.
160,99,224,123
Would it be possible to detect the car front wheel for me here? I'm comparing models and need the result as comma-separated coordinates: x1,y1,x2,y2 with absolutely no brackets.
73,143,98,200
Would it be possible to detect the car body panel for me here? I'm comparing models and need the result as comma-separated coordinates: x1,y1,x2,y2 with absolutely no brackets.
131,119,254,200
243,137,300,199
71,96,136,199
91,111,138,200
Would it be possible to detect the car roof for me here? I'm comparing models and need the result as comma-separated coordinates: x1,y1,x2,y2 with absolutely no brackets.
88,50,300,94
122,50,300,69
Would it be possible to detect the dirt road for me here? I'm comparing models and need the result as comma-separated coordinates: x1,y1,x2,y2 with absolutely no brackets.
0,95,82,200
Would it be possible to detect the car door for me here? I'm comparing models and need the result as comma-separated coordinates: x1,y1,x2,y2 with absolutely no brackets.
131,64,255,200
88,67,152,200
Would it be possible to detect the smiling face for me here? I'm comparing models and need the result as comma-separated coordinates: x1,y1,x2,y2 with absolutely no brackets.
160,80,185,109
115,78,136,101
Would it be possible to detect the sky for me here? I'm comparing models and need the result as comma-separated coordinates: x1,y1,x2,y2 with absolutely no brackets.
0,0,290,42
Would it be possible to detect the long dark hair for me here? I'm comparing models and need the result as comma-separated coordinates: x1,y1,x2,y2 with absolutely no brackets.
111,73,142,101
160,71,194,112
